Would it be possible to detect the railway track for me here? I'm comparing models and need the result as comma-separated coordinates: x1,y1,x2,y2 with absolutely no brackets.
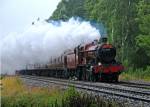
114,81,150,89
20,75,150,104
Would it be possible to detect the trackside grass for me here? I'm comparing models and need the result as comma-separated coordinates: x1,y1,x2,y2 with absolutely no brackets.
1,76,62,107
1,76,125,107
120,66,150,82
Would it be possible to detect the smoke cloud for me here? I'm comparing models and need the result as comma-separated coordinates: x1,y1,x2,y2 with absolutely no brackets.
0,18,100,74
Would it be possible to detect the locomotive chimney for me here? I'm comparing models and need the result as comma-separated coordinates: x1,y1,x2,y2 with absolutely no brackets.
99,37,108,44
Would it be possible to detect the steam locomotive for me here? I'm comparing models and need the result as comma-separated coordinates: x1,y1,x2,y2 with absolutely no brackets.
16,37,124,82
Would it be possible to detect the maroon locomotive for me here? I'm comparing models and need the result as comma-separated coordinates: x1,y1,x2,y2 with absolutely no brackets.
17,37,124,82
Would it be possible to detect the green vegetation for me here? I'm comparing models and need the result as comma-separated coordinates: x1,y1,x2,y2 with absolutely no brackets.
0,74,7,80
2,93,61,107
62,87,124,107
50,0,87,20
1,77,62,107
120,66,150,81
2,77,124,107
49,0,150,81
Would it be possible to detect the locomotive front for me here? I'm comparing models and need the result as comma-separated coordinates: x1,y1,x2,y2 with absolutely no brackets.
96,38,116,64
92,37,124,82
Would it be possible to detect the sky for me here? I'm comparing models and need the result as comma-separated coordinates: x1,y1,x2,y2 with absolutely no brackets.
0,0,61,39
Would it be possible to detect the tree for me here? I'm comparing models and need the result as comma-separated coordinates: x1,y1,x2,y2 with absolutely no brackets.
49,0,150,68
49,0,87,21
134,0,150,67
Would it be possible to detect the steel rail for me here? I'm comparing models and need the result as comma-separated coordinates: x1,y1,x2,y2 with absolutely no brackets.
20,75,150,95
114,81,150,89
20,75,150,103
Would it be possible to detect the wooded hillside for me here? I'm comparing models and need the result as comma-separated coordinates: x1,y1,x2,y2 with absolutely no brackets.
49,0,150,69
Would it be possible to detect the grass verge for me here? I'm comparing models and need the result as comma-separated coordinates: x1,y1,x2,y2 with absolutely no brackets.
1,76,62,107
120,66,150,82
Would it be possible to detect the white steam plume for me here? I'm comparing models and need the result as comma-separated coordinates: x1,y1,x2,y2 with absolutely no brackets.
0,18,100,74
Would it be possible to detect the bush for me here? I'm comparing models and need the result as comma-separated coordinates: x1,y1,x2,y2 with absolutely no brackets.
62,87,122,107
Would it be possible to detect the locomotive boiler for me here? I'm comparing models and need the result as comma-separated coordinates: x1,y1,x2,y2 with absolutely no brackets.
17,37,124,82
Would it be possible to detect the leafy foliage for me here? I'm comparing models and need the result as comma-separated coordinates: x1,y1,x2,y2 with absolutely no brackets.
49,0,150,69
134,0,150,67
50,0,87,21
62,87,122,107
